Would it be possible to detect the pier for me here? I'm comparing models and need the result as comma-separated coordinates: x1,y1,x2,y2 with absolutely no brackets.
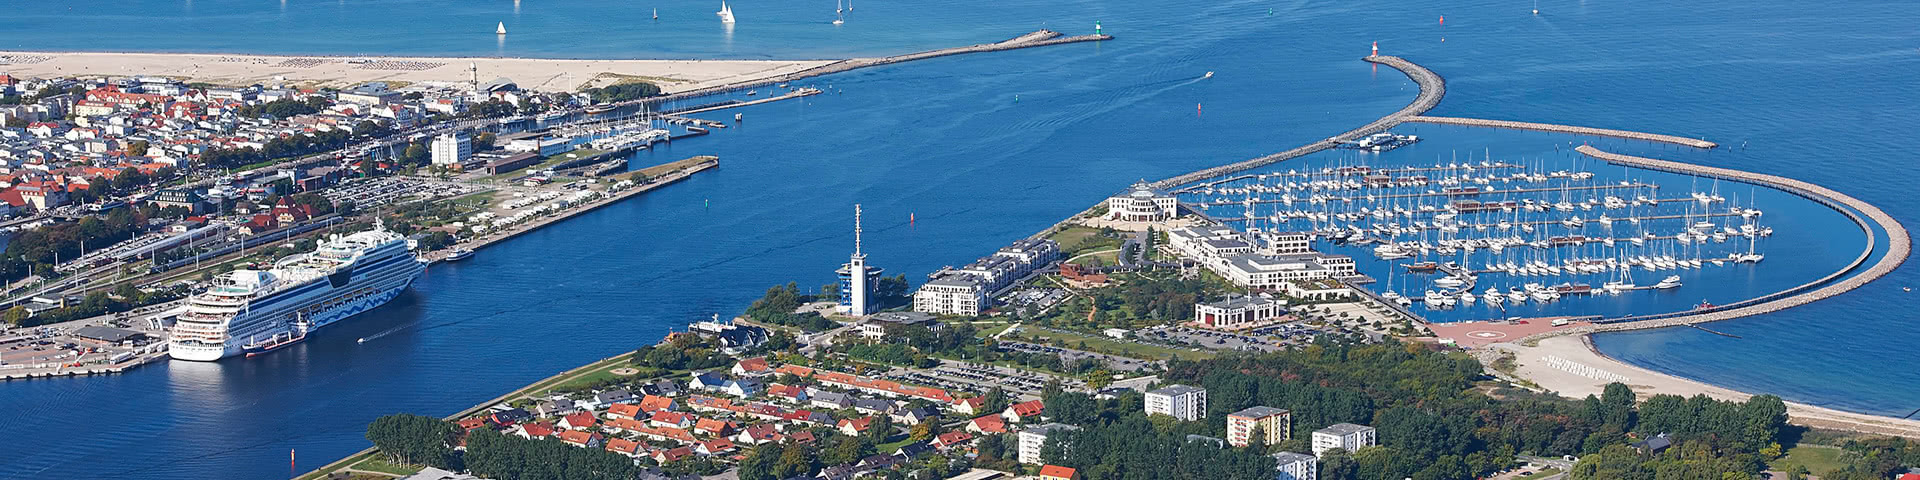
1188,182,1661,206
1151,55,1445,189
1404,116,1719,149
1511,146,1908,335
417,157,720,263
627,30,1111,109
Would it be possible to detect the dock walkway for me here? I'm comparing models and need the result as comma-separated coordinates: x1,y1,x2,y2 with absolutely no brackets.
1404,116,1718,149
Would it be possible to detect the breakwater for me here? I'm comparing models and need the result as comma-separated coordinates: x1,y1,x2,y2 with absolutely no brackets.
1514,146,1908,338
628,30,1112,109
1404,116,1718,149
1150,55,1445,189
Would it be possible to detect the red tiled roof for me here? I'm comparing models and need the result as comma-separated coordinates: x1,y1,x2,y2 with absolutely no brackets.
1039,465,1076,479
1008,400,1044,417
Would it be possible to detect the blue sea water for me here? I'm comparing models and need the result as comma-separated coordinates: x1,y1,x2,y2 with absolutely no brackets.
2,0,1918,478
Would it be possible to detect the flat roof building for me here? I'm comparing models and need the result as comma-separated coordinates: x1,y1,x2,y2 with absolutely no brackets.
1226,406,1290,447
1311,423,1376,456
1195,294,1285,330
1145,384,1207,421
1271,452,1318,480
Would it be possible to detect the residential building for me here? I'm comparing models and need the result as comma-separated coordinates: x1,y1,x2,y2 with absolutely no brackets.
1039,465,1079,480
1194,294,1285,330
1271,452,1318,480
912,238,1060,315
1226,406,1290,447
431,132,472,166
1105,180,1179,221
1003,399,1045,424
1311,423,1377,456
913,273,986,315
1017,423,1081,465
1145,384,1207,421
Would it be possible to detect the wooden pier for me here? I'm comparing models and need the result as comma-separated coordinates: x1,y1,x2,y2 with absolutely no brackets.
1404,116,1719,149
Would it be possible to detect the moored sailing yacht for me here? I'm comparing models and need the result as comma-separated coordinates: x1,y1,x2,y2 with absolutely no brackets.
169,222,426,361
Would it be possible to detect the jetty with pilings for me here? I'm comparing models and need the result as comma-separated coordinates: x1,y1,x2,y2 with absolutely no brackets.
1404,116,1719,149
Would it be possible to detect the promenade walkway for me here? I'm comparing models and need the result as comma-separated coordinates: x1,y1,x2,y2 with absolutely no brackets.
1405,116,1718,149
1514,146,1909,337
1150,55,1444,189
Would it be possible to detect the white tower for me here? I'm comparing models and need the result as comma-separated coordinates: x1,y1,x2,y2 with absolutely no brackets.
469,62,479,92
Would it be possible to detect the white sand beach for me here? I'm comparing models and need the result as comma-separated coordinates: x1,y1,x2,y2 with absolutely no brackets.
1498,335,1920,438
0,51,835,92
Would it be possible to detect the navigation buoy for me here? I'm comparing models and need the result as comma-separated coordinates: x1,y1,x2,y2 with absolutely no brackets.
1268,8,1274,15
1196,103,1202,117
1439,15,1445,25
910,212,916,225
1014,94,1019,103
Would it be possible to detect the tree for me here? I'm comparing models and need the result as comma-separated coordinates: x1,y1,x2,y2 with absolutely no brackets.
775,440,817,478
127,140,149,157
364,414,458,468
3,306,28,326
910,421,938,442
738,443,783,480
474,132,497,150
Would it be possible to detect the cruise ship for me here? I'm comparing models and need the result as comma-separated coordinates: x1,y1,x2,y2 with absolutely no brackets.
168,223,426,361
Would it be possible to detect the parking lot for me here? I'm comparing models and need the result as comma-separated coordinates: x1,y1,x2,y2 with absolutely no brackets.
995,287,1068,315
1137,325,1283,353
996,340,1161,372
321,177,479,210
888,360,1086,400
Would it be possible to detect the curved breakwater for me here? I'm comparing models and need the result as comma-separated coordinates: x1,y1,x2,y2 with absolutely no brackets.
1405,116,1719,149
1149,55,1445,189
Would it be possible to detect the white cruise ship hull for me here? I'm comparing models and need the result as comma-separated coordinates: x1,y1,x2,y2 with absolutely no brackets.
171,267,421,361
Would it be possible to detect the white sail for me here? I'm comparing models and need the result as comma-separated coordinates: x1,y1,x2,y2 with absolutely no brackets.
717,2,735,23
496,22,507,34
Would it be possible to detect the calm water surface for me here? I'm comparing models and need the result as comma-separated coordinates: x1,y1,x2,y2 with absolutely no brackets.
1,0,1917,478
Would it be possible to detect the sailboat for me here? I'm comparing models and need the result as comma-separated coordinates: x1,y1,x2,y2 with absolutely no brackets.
652,8,658,20
833,0,845,24
496,22,507,35
717,1,736,23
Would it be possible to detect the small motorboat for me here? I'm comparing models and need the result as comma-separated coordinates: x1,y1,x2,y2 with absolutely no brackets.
1204,71,1214,78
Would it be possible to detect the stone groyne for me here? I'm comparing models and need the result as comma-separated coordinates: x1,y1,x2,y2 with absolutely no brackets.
1514,146,1908,340
1150,55,1445,190
629,30,1111,109
1404,116,1718,149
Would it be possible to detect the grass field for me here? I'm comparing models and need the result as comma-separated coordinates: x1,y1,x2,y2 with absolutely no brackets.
351,456,424,476
1047,226,1122,256
634,155,717,179
1768,445,1849,476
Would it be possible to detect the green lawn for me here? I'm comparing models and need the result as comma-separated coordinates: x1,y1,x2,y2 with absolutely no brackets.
1768,445,1849,476
351,456,424,476
1047,226,1122,256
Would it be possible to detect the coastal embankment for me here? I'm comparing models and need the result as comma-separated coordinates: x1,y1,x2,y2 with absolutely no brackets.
418,156,719,263
294,351,639,480
1149,55,1444,189
1405,116,1719,149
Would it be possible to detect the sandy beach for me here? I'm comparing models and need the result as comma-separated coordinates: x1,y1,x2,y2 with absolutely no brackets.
0,51,835,93
1498,335,1920,438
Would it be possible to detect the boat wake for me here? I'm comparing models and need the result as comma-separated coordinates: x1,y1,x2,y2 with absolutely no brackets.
356,325,407,344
